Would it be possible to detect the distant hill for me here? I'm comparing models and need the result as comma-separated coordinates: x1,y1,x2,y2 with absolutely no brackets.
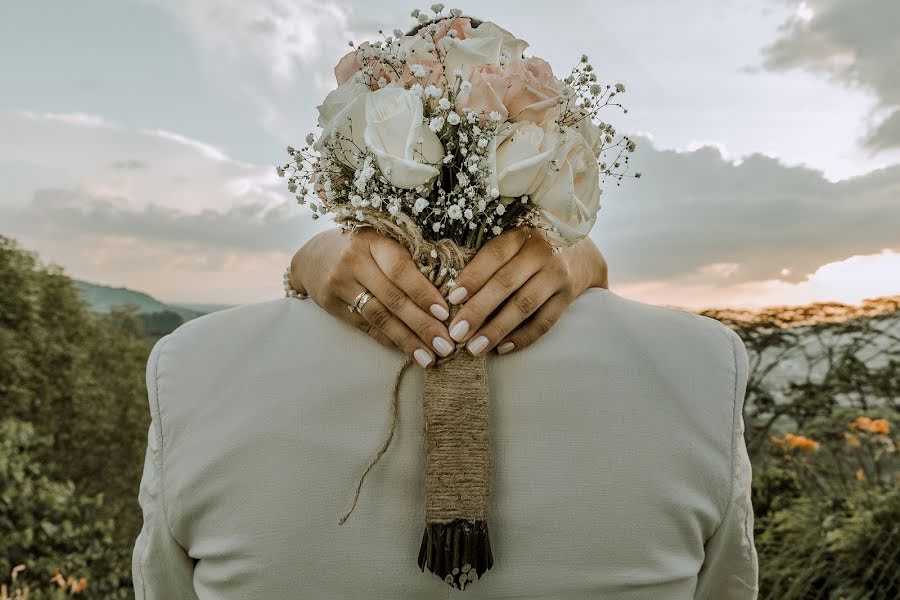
73,280,228,323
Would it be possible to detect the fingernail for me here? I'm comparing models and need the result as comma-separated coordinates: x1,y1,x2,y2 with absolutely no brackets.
467,335,488,356
448,286,468,305
497,342,515,355
414,349,433,368
430,303,449,320
449,320,469,342
432,336,454,357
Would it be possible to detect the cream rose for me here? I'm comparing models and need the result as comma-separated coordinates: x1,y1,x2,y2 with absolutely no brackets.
313,80,371,171
530,127,601,243
490,120,564,197
437,34,503,76
460,20,529,63
570,110,603,159
363,86,444,189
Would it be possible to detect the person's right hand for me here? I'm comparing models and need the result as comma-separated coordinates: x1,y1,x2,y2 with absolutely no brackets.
289,227,452,368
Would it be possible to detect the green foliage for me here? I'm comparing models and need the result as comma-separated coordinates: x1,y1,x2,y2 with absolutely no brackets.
755,484,899,599
703,297,900,455
0,419,130,599
704,299,900,598
0,236,151,597
751,404,898,599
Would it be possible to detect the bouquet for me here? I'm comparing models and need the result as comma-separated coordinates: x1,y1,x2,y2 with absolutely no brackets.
278,4,638,590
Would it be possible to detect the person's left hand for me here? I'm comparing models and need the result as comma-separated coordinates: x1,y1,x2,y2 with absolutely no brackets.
444,226,608,356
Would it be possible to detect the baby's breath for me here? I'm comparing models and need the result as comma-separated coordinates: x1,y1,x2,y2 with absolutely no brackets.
276,5,639,251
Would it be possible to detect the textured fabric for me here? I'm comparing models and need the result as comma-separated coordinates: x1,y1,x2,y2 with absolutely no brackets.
131,288,758,599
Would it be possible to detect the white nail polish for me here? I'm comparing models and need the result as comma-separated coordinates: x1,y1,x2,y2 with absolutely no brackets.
414,349,433,368
433,337,453,356
497,342,515,355
467,335,488,356
430,303,450,320
449,320,469,342
448,287,468,305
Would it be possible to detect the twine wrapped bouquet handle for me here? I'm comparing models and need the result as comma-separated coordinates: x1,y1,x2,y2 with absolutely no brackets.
338,213,495,591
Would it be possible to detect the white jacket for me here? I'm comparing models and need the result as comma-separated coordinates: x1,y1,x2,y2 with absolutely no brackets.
132,288,758,599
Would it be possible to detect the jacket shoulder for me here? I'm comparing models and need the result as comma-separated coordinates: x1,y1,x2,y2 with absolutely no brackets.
582,289,742,354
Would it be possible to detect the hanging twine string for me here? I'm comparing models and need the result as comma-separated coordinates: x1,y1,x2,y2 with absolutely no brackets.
337,208,495,589
338,358,412,526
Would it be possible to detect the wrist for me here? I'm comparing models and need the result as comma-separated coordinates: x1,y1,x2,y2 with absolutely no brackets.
289,246,311,296
572,237,608,291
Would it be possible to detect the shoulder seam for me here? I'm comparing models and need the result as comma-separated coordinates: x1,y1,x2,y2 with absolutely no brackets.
712,324,741,536
146,334,182,548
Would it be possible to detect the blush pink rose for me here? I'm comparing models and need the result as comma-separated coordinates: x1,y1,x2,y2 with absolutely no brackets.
334,49,360,86
334,19,471,89
523,57,559,88
394,33,447,90
455,64,509,122
333,42,394,88
503,57,562,122
457,57,562,123
412,17,471,44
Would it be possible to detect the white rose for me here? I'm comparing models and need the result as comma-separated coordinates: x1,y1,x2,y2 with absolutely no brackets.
437,35,502,75
363,86,444,189
489,120,563,198
460,21,529,62
571,111,603,159
530,127,601,243
314,80,371,170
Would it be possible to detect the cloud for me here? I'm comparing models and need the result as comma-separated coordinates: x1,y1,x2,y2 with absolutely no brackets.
148,0,356,86
0,110,281,213
594,135,900,289
3,189,330,304
617,249,900,310
10,189,303,253
761,0,900,151
0,109,326,303
3,106,898,307
142,0,372,144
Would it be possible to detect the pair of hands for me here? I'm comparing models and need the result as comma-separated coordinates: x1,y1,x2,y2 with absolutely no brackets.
289,226,609,368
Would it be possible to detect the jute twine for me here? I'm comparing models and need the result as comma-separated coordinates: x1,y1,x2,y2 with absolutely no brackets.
338,208,492,528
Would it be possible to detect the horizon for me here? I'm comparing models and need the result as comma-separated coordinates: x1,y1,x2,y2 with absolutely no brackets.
55,260,899,317
2,0,899,311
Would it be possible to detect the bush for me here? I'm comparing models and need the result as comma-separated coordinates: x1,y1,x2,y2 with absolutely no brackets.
0,419,131,599
754,408,899,599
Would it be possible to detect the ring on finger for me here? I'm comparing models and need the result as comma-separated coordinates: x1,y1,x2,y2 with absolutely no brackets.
349,290,373,314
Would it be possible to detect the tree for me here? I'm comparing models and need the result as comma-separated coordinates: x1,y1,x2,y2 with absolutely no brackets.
0,236,151,596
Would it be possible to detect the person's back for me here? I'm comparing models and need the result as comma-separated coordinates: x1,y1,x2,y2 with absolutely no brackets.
132,287,758,599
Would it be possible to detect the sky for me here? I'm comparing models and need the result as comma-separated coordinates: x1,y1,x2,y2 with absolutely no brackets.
1,0,898,310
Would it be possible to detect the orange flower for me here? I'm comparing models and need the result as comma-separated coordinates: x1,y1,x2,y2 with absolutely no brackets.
849,416,873,432
849,415,892,435
785,433,820,451
50,568,65,588
856,467,867,481
869,419,891,435
71,577,89,593
844,432,861,448
770,433,820,452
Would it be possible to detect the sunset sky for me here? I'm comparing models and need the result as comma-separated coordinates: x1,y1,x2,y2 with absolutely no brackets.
1,0,898,310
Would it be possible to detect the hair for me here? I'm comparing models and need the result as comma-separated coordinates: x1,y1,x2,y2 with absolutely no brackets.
404,14,483,37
